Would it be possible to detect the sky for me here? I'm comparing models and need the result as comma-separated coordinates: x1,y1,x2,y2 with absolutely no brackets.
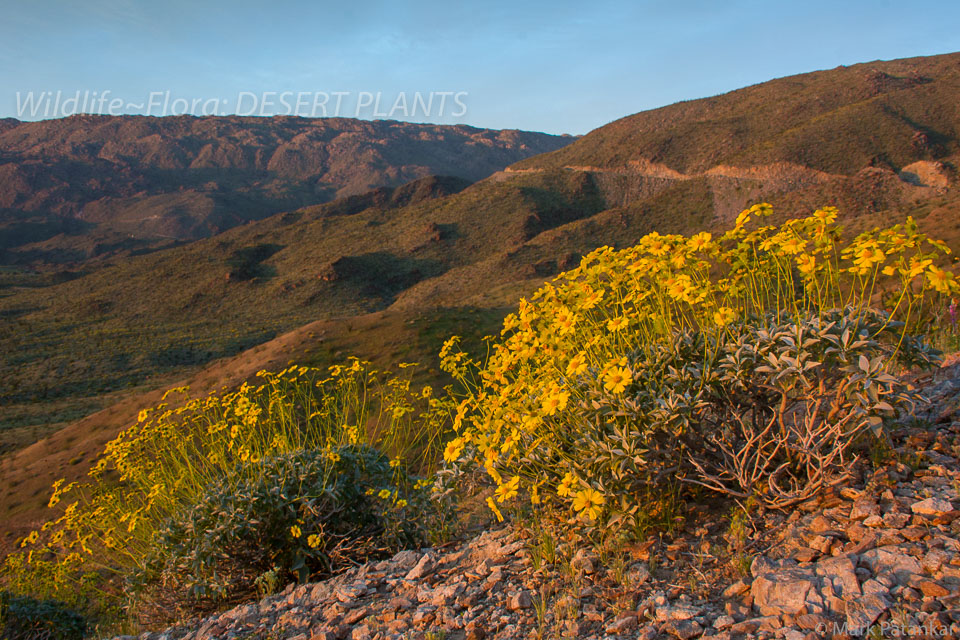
2,0,959,135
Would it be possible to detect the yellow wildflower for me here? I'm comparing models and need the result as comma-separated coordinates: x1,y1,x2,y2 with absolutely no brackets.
443,438,464,463
555,306,579,335
572,488,606,521
581,288,604,309
779,236,804,255
541,389,570,415
486,496,504,522
795,253,816,275
606,316,629,332
495,476,520,503
603,366,632,394
687,232,712,252
557,472,576,497
812,207,838,224
714,306,737,327
566,352,588,377
927,266,956,294
290,525,302,538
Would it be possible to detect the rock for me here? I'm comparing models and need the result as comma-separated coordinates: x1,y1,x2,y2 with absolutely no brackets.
656,604,701,622
661,619,703,639
918,580,950,597
809,516,833,534
844,594,888,632
637,624,659,640
795,613,830,630
713,615,735,630
507,590,532,611
901,526,927,541
571,549,598,574
605,614,638,634
751,565,823,616
729,616,780,634
343,607,370,625
405,554,436,580
859,546,923,585
722,580,750,598
850,499,880,521
815,555,861,598
391,549,421,571
883,512,911,528
863,514,884,527
912,497,955,517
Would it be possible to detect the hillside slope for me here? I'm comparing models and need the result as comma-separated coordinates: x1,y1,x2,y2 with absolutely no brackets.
512,52,960,175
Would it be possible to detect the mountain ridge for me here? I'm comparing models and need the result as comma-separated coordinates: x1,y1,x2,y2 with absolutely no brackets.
0,114,573,263
512,51,960,175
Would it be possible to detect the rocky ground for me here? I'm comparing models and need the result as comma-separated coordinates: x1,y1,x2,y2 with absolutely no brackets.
118,360,960,640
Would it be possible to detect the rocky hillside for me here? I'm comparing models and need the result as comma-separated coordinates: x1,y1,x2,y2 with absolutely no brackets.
512,52,960,176
114,359,960,640
0,115,573,262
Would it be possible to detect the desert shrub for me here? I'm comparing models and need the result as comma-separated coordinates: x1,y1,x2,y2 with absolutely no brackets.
0,591,86,640
5,360,454,624
440,206,954,529
131,445,430,619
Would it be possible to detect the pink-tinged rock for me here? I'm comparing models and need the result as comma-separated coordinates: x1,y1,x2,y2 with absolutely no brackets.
859,546,923,585
662,619,704,639
844,594,888,632
911,497,954,517
506,590,532,611
850,499,880,521
815,555,862,599
605,614,639,635
751,567,823,616
405,554,436,580
729,616,781,634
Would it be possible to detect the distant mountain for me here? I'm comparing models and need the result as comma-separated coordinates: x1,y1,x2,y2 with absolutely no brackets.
0,115,574,263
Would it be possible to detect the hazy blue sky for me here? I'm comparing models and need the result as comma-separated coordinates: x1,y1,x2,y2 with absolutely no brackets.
2,0,959,134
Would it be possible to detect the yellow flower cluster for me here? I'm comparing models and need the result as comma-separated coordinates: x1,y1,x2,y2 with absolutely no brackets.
7,357,453,608
441,205,957,526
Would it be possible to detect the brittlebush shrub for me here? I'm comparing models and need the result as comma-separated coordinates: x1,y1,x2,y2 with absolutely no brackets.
4,360,454,624
439,206,954,530
131,445,429,621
